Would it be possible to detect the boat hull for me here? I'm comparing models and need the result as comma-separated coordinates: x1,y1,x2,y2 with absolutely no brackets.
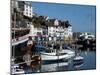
41,49,75,61
41,53,74,61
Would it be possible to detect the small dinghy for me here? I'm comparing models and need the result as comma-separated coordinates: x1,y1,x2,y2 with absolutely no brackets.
11,58,25,74
11,64,25,74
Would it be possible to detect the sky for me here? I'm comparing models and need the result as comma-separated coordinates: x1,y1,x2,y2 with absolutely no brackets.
32,2,96,34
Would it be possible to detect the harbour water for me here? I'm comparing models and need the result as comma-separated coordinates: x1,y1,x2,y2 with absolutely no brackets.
24,50,96,74
12,41,96,74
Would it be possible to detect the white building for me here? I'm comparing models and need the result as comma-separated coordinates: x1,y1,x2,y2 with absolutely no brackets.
29,25,73,41
17,1,33,18
56,26,64,37
79,32,95,40
29,25,43,40
11,1,33,18
48,26,56,37
47,25,72,41
64,26,73,37
47,19,59,36
29,25,43,36
11,0,19,14
23,2,33,18
54,19,59,26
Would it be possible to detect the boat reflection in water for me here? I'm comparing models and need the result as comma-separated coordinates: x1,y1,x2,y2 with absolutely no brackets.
41,61,69,72
73,57,84,70
73,61,84,70
12,39,96,74
23,60,69,73
12,49,95,74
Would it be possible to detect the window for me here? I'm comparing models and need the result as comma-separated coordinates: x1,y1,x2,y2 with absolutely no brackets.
26,9,28,11
26,12,28,15
30,13,31,15
25,5,28,8
30,9,31,12
28,6,31,9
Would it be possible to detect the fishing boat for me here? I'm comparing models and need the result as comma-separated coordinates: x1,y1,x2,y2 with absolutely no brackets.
40,48,75,61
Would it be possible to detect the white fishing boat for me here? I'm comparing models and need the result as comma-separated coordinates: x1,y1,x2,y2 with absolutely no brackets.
40,48,75,61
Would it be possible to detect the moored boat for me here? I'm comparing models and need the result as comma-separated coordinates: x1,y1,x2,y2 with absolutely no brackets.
40,48,75,61
11,64,25,74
